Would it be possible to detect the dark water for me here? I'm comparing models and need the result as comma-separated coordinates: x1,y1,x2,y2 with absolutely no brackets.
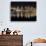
11,16,36,21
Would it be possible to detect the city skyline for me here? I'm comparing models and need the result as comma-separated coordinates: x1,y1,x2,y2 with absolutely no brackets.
11,2,36,21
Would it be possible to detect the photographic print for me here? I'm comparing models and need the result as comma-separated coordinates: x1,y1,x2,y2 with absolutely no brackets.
10,1,36,21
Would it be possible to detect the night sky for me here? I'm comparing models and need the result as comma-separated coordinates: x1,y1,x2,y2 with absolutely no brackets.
11,2,36,8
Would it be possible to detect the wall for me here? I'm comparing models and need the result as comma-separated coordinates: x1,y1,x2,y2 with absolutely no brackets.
0,35,23,46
